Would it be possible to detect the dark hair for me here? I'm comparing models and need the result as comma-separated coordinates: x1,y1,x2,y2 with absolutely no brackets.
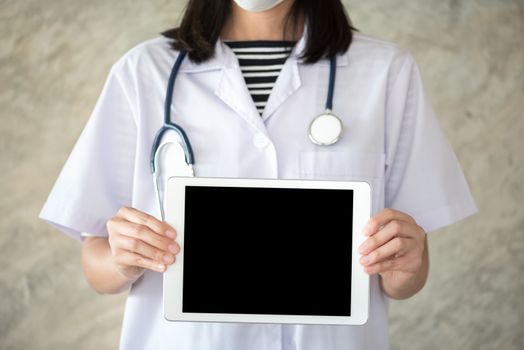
161,0,356,64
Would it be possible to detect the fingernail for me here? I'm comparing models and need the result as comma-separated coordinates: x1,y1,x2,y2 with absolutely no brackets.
360,256,371,266
157,264,166,271
359,244,368,254
363,223,372,236
163,255,173,264
166,230,176,238
168,244,179,254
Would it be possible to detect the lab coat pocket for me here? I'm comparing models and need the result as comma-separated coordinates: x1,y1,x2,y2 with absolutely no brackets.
299,151,385,180
299,151,386,212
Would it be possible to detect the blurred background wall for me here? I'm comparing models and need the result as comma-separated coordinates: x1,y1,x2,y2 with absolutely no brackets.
0,0,522,349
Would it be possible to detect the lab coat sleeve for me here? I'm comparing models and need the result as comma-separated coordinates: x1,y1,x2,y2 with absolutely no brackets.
39,59,137,240
384,52,477,233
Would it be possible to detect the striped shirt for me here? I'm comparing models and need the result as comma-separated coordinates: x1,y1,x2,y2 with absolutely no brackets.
224,40,296,115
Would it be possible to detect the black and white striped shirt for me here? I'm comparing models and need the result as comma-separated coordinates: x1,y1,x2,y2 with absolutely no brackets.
224,40,296,115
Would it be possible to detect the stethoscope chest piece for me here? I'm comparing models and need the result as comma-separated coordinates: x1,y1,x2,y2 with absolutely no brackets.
308,111,343,146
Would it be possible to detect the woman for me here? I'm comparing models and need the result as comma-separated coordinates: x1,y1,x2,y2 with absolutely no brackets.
40,0,477,349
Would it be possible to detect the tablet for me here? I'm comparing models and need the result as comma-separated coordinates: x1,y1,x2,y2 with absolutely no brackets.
163,177,370,325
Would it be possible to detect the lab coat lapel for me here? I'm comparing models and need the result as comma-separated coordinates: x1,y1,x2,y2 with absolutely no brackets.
213,42,268,133
261,53,301,121
260,28,307,121
179,40,267,134
215,68,266,132
260,26,349,121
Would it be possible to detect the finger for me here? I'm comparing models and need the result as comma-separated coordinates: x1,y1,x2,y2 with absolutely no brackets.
112,233,176,265
363,256,409,275
110,217,180,255
117,207,177,238
360,237,415,266
363,208,415,236
359,219,419,255
114,250,170,273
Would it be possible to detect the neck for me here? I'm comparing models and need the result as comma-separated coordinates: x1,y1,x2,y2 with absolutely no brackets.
221,0,303,41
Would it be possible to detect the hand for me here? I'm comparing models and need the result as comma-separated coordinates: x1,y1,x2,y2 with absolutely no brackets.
358,208,427,298
106,207,180,282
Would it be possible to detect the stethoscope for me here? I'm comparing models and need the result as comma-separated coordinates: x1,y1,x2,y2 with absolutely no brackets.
151,50,342,220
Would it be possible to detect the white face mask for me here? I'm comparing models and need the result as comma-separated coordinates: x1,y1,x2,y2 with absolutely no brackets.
233,0,285,13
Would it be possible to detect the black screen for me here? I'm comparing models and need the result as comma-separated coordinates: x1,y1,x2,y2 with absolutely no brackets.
182,186,353,316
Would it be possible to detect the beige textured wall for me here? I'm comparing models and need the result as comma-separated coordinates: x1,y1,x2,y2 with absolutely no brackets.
1,0,523,349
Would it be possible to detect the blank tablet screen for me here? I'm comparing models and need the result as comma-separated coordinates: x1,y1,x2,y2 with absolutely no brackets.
182,186,353,317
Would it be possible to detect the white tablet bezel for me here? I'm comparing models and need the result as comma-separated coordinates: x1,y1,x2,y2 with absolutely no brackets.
163,177,370,325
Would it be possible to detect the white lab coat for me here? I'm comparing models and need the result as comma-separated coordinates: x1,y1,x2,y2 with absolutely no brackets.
40,30,477,350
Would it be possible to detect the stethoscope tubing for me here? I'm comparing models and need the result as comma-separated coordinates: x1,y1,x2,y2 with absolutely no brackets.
151,50,338,220
326,56,336,112
150,51,195,176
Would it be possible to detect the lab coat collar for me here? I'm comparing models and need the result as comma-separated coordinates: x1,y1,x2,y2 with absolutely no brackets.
178,24,349,130
176,39,266,132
